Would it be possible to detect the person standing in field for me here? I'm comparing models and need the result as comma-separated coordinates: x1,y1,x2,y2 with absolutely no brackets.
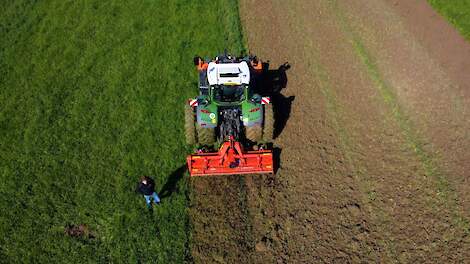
136,176,161,209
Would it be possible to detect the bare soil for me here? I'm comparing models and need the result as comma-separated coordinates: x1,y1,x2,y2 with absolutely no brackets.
190,0,470,262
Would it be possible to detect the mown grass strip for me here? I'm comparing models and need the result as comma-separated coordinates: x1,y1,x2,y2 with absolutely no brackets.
428,0,470,41
0,0,244,262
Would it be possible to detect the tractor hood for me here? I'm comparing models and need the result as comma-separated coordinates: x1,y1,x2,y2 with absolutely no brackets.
207,61,250,85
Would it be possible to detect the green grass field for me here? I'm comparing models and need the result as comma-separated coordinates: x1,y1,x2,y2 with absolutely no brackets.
0,0,244,262
429,0,470,40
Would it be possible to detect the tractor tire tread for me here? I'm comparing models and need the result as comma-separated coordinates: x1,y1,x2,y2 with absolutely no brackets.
246,125,263,142
184,104,197,145
196,125,216,145
263,103,274,141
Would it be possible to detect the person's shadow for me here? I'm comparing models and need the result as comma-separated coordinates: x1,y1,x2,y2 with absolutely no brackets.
159,165,187,199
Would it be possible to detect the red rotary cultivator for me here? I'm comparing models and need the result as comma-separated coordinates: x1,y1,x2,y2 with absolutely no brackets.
184,52,275,177
187,137,274,176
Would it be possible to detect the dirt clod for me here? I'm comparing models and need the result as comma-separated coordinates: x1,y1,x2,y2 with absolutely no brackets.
64,224,95,239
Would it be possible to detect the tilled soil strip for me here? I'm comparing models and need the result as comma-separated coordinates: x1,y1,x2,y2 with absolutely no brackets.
238,0,470,262
190,176,257,263
341,0,470,219
242,0,382,262
189,0,470,262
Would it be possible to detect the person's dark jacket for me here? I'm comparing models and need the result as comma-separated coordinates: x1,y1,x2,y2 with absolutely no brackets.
136,178,156,195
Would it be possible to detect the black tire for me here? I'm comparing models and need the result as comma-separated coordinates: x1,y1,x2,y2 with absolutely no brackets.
184,105,196,145
263,104,274,141
196,124,216,145
246,125,262,142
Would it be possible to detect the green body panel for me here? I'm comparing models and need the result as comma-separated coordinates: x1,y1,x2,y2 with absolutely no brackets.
196,98,218,128
241,101,263,127
195,84,263,128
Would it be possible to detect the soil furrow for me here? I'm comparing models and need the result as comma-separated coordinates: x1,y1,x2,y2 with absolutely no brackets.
241,1,383,262
339,0,470,221
238,0,470,262
190,176,256,263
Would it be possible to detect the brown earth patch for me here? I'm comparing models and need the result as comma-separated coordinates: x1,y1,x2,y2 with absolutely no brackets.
341,0,470,216
190,0,470,262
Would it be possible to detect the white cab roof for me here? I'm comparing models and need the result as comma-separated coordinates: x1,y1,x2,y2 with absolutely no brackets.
207,61,250,85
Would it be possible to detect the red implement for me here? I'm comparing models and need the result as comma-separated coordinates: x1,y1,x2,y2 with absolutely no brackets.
187,137,274,176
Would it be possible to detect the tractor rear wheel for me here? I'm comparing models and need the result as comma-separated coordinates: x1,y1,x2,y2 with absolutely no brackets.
246,125,262,142
196,124,216,145
184,104,196,145
263,103,274,141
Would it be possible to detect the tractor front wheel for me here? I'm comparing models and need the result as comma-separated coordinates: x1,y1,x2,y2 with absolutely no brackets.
184,104,196,145
246,125,262,142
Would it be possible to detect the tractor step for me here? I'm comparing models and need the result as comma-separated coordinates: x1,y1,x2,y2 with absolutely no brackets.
187,137,274,176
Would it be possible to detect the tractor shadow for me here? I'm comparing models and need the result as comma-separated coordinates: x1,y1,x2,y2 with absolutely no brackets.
273,147,282,174
159,165,187,199
253,62,294,139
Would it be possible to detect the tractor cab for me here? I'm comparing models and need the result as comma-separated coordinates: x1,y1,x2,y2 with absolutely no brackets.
212,84,245,103
207,60,251,103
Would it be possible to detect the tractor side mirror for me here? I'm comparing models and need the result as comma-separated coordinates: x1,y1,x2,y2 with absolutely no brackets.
251,94,262,103
197,97,208,106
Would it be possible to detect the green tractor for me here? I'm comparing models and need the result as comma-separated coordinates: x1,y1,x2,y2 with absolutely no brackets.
185,52,273,146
